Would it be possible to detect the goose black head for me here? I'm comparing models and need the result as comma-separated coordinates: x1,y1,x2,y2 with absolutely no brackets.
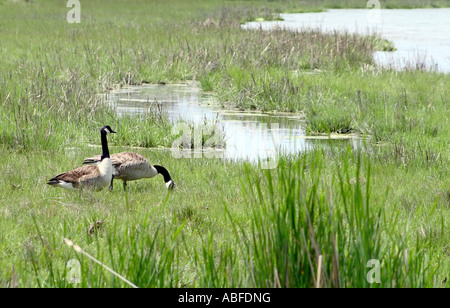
154,165,175,191
100,125,116,134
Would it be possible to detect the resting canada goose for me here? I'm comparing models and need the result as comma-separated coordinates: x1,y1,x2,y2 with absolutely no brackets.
82,152,175,191
47,125,116,190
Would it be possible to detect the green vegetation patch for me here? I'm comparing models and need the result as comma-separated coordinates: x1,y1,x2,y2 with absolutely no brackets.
0,0,448,288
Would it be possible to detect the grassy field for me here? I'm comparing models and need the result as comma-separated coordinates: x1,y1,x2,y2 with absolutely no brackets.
0,0,448,288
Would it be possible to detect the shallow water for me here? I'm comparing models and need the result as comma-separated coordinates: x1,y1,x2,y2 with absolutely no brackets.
243,9,450,73
105,84,360,162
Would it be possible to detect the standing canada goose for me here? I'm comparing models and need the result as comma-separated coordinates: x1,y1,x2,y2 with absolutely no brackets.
47,125,116,190
82,152,175,191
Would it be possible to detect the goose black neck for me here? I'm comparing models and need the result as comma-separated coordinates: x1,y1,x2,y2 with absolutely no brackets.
154,165,172,183
100,131,110,160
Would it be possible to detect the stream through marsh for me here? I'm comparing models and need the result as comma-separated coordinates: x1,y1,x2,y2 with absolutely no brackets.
243,8,450,73
104,84,360,163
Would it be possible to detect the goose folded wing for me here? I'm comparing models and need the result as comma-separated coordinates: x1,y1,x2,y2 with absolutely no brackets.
114,152,148,165
49,165,99,185
112,152,150,172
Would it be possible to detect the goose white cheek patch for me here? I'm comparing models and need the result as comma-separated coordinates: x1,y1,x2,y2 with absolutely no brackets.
166,180,175,190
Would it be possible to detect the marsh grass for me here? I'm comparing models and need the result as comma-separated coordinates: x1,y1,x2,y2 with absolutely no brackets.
233,152,442,287
0,0,448,288
0,142,448,288
3,147,444,288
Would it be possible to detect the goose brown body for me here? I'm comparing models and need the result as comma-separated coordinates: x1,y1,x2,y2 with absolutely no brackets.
82,152,174,190
47,125,115,191
47,161,112,190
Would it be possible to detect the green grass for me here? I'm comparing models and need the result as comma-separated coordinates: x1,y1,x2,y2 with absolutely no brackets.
1,146,447,287
236,152,447,287
0,0,448,288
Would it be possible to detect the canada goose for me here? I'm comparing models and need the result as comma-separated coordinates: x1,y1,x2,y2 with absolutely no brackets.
47,125,116,190
82,152,175,191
